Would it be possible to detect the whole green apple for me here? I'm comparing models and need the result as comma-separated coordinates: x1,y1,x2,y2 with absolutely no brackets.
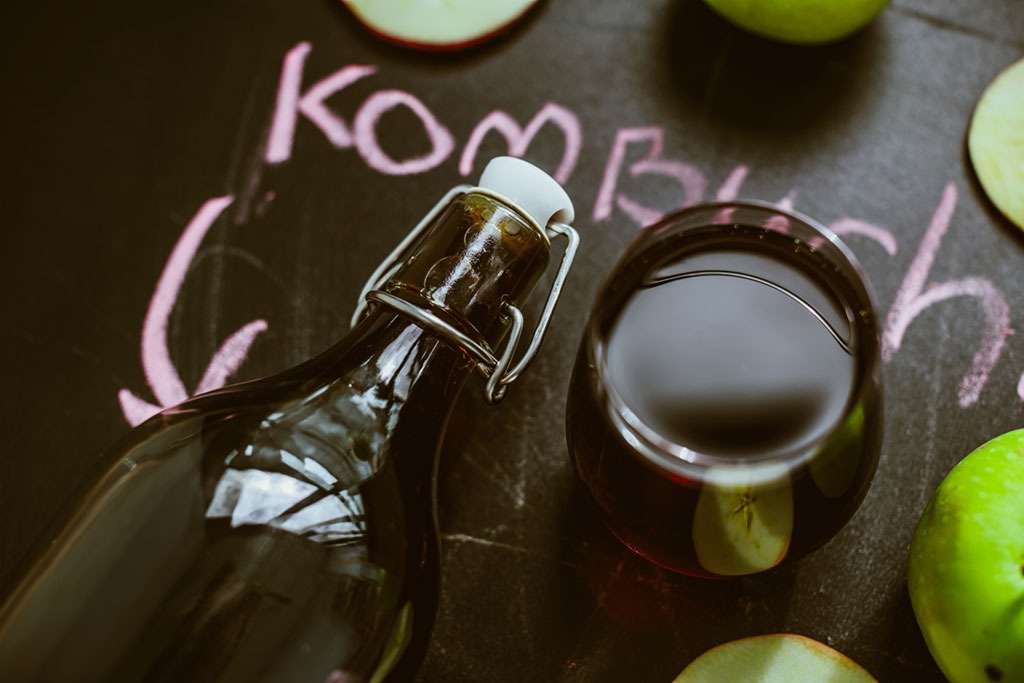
703,0,890,45
908,429,1024,683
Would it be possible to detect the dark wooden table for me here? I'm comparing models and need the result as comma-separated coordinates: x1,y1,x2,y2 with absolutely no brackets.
2,0,1022,680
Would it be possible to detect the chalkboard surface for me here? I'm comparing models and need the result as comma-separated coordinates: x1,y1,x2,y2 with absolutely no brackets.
2,0,1023,680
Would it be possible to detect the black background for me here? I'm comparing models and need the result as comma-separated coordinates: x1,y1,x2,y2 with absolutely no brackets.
2,0,1023,680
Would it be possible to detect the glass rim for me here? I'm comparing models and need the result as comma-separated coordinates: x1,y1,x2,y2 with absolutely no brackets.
586,199,881,484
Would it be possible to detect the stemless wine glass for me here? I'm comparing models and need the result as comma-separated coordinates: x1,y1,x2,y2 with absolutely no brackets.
566,201,882,578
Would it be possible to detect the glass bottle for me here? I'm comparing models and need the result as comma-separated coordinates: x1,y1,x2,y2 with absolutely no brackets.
0,157,578,683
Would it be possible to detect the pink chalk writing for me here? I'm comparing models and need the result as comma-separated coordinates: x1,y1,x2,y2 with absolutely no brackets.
266,42,376,164
829,218,899,257
117,196,268,426
352,90,454,175
118,40,1023,425
715,165,748,201
267,42,582,182
594,127,706,226
458,103,582,185
882,183,1011,408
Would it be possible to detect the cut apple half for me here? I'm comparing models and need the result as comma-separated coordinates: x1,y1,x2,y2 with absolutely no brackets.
341,0,541,51
968,57,1024,229
691,474,793,576
673,634,877,682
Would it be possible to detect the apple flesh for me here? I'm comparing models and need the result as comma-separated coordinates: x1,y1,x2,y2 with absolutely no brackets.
702,0,890,45
968,57,1024,230
908,429,1024,683
341,0,539,51
810,402,865,498
673,633,877,682
691,474,793,576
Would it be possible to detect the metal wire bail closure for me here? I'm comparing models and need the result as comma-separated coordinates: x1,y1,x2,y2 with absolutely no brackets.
351,185,580,404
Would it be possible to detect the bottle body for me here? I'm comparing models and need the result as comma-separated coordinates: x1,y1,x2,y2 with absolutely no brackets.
0,179,563,682
0,311,469,683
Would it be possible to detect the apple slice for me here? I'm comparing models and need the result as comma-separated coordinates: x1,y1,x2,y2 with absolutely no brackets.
968,57,1024,229
691,474,793,576
809,403,865,499
673,634,877,682
341,0,540,51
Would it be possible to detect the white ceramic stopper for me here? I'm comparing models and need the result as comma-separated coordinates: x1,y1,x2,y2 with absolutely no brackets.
478,157,575,227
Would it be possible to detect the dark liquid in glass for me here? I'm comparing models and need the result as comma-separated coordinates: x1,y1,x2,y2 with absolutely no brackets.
567,222,881,578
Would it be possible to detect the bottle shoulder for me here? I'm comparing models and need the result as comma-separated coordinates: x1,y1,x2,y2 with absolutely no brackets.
109,312,470,507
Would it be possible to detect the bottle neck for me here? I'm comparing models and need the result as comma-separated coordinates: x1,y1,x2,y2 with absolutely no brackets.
299,193,551,447
339,307,476,414
380,191,552,355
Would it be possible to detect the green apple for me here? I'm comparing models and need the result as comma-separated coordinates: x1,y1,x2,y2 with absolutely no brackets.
968,57,1024,230
692,470,794,576
673,633,877,682
703,0,890,45
907,429,1024,683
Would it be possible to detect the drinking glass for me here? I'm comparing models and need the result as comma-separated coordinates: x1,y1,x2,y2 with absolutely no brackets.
566,201,882,578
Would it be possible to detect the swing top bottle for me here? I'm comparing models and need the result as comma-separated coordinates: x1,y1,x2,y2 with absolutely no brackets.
0,157,578,683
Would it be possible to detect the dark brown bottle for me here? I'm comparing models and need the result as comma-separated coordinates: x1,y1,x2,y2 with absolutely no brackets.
0,158,577,683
